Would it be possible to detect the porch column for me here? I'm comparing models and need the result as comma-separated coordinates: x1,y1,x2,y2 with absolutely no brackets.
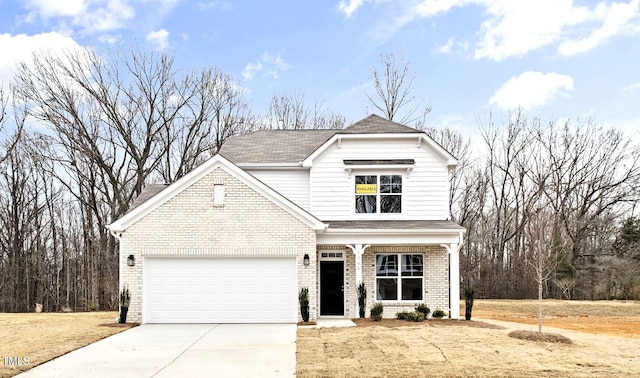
346,244,370,286
442,242,461,320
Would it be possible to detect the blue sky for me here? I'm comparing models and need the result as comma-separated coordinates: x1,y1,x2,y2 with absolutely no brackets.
1,0,639,137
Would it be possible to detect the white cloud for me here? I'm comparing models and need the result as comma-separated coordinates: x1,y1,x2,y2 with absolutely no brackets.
338,0,365,17
24,0,86,18
474,0,591,61
414,0,474,17
197,1,233,11
489,71,574,110
21,0,135,34
242,62,262,80
623,82,640,93
438,38,454,54
436,37,468,54
242,52,290,81
559,0,640,56
350,0,640,61
146,29,169,50
77,0,135,33
0,32,83,82
98,34,120,45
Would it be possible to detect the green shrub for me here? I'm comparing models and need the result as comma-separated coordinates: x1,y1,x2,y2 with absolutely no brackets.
432,309,446,318
396,310,409,320
370,302,384,321
88,301,100,311
405,311,425,322
299,287,310,322
357,283,367,318
415,303,430,317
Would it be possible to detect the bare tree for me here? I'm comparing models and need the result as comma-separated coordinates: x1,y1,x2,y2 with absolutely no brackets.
365,52,430,125
155,67,253,183
535,119,640,299
0,85,24,166
261,91,345,130
12,45,253,309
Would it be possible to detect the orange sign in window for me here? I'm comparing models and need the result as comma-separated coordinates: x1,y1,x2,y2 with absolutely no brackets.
356,184,377,194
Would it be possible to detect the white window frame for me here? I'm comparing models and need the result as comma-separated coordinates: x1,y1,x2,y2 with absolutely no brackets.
354,174,403,214
375,253,424,302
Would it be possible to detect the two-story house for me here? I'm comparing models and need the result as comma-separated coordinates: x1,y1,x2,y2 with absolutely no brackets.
107,115,465,323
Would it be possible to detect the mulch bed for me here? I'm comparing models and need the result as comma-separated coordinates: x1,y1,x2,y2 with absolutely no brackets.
100,322,139,328
508,330,573,344
352,318,504,329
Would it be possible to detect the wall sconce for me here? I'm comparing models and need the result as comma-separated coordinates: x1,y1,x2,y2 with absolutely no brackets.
127,255,135,267
303,254,310,266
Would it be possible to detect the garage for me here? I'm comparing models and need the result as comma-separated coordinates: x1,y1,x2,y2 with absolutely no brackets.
144,257,297,323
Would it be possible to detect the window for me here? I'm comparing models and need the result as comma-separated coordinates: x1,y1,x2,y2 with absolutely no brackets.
375,254,423,301
355,175,402,213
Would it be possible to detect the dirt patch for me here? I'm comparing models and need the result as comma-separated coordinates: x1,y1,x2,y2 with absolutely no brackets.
470,299,640,338
353,317,503,330
508,330,573,344
0,311,135,377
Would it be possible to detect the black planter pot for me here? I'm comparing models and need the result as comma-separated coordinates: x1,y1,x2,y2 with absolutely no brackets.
119,307,129,324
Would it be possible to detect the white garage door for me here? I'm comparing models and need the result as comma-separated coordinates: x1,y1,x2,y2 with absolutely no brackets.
144,257,297,323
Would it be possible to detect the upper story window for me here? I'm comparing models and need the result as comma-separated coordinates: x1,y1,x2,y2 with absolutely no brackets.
355,175,402,213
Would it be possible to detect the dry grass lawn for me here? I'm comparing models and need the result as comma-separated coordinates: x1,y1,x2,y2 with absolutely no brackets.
297,300,640,377
0,311,135,378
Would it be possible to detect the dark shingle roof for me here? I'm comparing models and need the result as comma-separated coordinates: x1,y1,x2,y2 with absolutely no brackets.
219,114,423,165
339,114,422,134
219,129,335,164
128,184,168,212
326,220,465,231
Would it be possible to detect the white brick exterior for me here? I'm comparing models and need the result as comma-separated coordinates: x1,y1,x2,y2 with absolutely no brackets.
318,245,450,319
119,167,317,323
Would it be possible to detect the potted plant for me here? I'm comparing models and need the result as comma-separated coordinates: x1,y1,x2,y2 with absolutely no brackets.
119,285,131,324
357,283,367,318
299,287,310,322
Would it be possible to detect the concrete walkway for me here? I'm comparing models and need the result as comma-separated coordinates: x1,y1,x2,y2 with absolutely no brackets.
17,324,296,378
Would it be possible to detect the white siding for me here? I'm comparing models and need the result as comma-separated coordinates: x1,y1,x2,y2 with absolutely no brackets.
309,138,450,220
249,169,310,211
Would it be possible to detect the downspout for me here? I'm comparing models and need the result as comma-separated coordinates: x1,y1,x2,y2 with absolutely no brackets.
109,230,124,298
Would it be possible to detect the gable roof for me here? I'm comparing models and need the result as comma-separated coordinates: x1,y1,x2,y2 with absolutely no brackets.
219,129,335,164
339,114,422,134
107,154,327,233
220,114,457,166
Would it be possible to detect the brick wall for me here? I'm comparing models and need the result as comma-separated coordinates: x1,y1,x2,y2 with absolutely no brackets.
119,167,317,323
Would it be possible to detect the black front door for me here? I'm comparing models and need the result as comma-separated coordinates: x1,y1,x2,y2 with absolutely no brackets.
320,261,344,315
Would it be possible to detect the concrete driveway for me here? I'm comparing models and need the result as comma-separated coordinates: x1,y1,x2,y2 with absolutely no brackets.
17,324,296,378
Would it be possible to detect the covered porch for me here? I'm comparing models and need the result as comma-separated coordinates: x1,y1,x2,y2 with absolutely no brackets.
315,220,465,319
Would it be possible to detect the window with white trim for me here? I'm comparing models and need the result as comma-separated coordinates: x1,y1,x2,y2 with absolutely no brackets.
375,253,423,301
355,175,402,213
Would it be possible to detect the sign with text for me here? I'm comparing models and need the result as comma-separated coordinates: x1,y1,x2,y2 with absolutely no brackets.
355,184,377,194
